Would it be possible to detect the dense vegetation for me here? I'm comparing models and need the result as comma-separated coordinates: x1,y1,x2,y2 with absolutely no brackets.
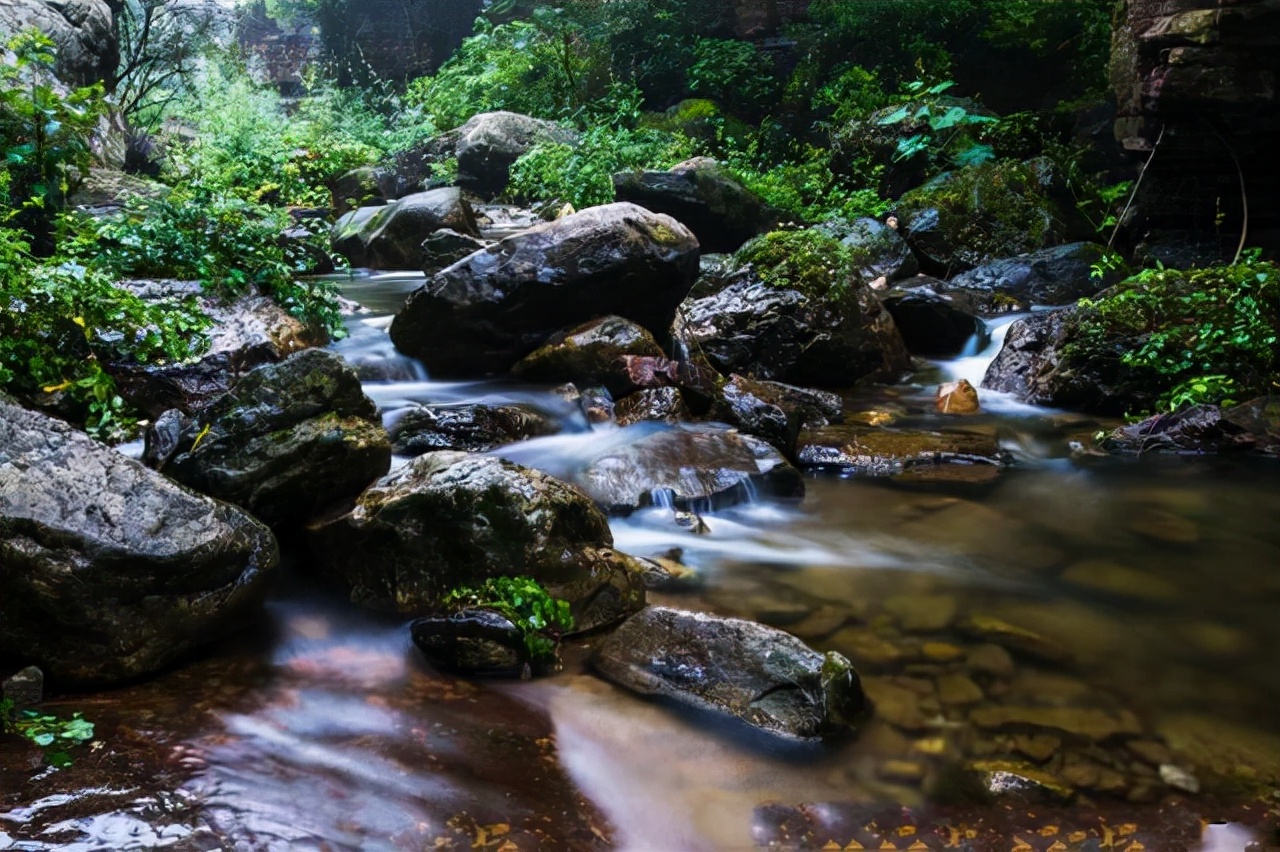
0,0,1274,434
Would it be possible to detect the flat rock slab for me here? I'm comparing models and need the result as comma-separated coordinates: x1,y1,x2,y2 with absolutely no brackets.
0,398,278,686
796,425,1009,475
592,606,867,741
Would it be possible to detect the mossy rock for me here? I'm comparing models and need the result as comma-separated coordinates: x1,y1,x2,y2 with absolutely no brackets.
896,159,1087,275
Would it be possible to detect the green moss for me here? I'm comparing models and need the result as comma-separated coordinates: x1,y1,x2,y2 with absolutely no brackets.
734,229,856,303
897,158,1062,263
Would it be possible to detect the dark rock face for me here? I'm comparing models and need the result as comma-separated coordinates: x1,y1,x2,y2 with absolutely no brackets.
1111,0,1280,242
329,189,480,270
980,308,1159,416
592,606,867,740
711,374,842,457
390,203,700,377
421,228,487,275
682,271,910,387
148,349,391,528
614,387,691,426
411,609,532,678
881,282,985,357
511,315,667,395
612,158,772,253
0,0,117,86
390,404,559,456
796,425,1010,476
107,281,329,419
944,243,1126,314
575,425,805,512
616,355,723,415
308,452,645,632
0,398,278,687
1099,397,1280,455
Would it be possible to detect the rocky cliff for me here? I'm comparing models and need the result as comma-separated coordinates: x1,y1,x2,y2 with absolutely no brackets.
0,0,116,86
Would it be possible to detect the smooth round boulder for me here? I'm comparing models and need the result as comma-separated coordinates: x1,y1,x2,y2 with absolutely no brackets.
389,202,700,377
452,111,579,197
592,606,868,741
411,609,532,679
825,217,920,284
329,188,480,270
511,315,666,395
612,159,772,253
0,397,278,686
149,349,391,528
308,452,645,633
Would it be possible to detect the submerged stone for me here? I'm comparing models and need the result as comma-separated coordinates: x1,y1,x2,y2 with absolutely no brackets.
410,608,532,679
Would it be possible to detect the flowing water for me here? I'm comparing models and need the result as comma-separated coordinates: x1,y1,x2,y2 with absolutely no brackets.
4,273,1280,851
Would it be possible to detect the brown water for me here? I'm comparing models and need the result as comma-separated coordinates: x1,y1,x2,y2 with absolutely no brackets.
4,278,1280,851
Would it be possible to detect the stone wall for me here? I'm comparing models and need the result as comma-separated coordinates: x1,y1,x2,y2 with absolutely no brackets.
1111,0,1280,247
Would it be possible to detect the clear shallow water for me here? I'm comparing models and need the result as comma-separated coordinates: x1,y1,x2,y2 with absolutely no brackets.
7,275,1280,850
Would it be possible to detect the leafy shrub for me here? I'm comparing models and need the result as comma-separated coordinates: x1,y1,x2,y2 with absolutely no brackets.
688,39,778,119
1,698,95,768
509,125,697,209
811,64,886,128
442,575,574,663
735,229,857,302
725,140,889,225
1070,261,1280,412
0,225,210,438
874,80,997,168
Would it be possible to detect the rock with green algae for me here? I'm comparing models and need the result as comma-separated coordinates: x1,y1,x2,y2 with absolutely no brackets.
329,187,480,270
390,202,699,377
511,315,666,396
308,451,645,633
1,396,278,687
592,605,868,740
148,348,391,528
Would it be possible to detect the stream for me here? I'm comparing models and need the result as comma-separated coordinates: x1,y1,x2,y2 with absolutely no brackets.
3,272,1280,851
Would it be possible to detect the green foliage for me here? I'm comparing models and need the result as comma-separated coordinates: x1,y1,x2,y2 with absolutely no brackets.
811,65,886,128
509,125,696,209
1,699,95,768
442,576,574,663
1072,261,1280,412
0,224,211,439
735,229,857,302
688,39,777,118
874,80,997,168
79,187,345,340
0,30,105,234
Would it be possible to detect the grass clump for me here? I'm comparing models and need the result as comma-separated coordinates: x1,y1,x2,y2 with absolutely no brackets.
735,229,857,302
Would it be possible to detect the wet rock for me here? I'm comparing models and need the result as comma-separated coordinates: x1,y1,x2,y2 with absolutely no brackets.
1013,733,1062,762
880,281,985,356
712,374,843,456
1059,754,1129,793
450,111,578,198
1127,509,1198,544
574,425,804,513
390,203,699,377
309,452,644,633
510,315,666,395
108,281,329,419
329,188,480,270
883,594,958,633
420,228,487,275
616,355,723,415
632,555,701,592
329,165,393,217
935,673,984,706
966,643,1016,679
614,387,691,426
1060,559,1178,601
936,379,981,415
278,224,336,276
824,216,920,284
410,609,532,679
860,678,929,731
829,629,907,671
944,242,1127,313
1,397,278,686
682,269,910,388
613,158,771,253
1159,763,1201,794
577,385,616,425
921,642,965,664
970,706,1143,742
68,167,168,216
958,615,1071,665
0,0,116,87
389,404,559,456
1099,403,1259,455
1,666,43,708
592,606,867,741
787,606,851,642
796,425,1008,476
148,349,391,528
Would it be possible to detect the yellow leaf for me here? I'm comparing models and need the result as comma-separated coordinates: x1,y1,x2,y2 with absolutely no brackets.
73,316,86,327
190,423,212,451
42,380,72,393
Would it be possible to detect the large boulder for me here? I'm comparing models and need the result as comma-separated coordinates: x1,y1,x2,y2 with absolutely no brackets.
147,349,391,528
711,374,843,457
574,424,805,513
880,280,986,357
445,111,578,198
511,315,667,395
682,270,910,387
612,158,772,253
0,0,117,86
943,243,1127,314
308,452,645,633
389,203,700,377
823,217,919,284
328,188,480,270
592,606,868,741
0,397,278,686
390,403,559,456
107,281,329,418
